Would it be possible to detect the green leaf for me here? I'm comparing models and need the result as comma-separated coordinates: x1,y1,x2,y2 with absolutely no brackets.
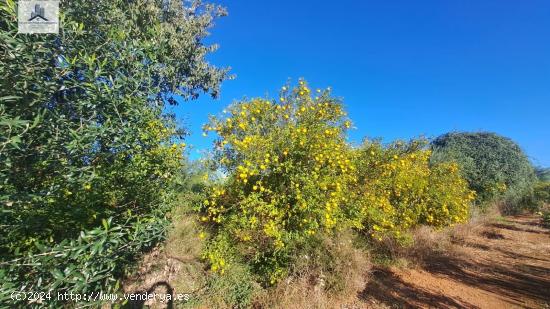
0,95,21,102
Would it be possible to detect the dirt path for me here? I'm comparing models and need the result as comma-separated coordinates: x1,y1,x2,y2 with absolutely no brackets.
361,215,550,309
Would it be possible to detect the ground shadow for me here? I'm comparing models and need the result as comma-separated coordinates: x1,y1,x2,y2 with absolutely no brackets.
513,220,547,229
461,241,550,263
359,267,480,308
492,247,550,263
490,223,550,235
481,230,505,239
363,215,550,308
422,254,550,305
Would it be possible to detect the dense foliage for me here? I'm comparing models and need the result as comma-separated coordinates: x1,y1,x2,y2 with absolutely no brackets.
354,140,474,241
0,217,168,305
533,182,550,206
198,82,474,285
1,0,544,305
431,132,536,211
199,81,359,284
1,0,227,306
543,211,550,228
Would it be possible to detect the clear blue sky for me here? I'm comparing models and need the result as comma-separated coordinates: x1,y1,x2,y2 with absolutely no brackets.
173,0,550,166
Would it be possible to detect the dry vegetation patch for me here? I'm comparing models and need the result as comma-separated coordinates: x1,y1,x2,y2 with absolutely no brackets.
123,205,550,308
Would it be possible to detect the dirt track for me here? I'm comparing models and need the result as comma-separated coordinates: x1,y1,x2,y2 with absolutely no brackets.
362,215,550,309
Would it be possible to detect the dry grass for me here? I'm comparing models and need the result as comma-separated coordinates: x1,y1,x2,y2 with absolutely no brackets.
253,230,371,309
370,203,504,269
164,205,207,294
122,201,512,308
450,203,502,243
122,207,372,308
122,197,207,308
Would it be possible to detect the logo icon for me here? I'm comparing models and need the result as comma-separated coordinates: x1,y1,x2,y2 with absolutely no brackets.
29,4,48,22
18,0,59,34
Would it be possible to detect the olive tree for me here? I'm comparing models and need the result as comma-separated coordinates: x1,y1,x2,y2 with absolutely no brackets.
1,0,228,305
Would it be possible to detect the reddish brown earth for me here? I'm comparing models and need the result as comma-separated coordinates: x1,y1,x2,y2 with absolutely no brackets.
361,215,550,309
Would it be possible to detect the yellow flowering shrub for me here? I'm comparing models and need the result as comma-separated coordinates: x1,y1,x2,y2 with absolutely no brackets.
199,81,360,283
354,140,474,241
198,81,476,284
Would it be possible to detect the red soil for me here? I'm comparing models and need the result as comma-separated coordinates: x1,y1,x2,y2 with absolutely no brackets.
361,215,550,309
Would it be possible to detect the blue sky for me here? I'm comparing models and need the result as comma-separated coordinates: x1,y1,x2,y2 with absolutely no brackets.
173,0,550,166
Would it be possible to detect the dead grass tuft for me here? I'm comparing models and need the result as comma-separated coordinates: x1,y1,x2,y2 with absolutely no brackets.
253,230,371,309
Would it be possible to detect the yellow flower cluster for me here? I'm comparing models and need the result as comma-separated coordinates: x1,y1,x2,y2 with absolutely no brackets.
353,140,474,241
198,82,475,283
199,81,359,282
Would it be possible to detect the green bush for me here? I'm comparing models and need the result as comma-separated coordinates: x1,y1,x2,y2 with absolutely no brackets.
0,216,169,307
542,211,550,228
1,0,227,306
534,182,550,205
431,132,536,212
198,82,475,286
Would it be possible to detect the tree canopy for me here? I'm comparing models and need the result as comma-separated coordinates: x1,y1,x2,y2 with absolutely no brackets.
431,132,536,211
1,0,228,305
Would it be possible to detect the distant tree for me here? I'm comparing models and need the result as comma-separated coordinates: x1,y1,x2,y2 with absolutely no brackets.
431,132,536,212
535,167,550,182
533,167,550,209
